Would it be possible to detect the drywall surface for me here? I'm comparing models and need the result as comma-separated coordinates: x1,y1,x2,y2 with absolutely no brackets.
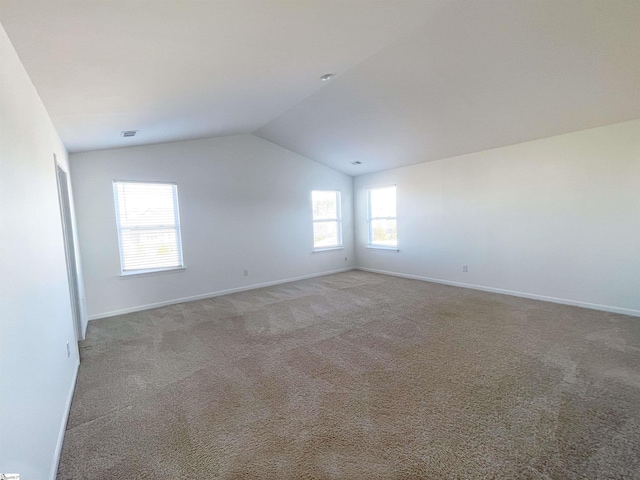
71,134,355,319
354,119,640,316
0,24,81,480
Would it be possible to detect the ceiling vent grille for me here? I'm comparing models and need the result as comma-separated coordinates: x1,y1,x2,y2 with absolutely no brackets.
121,130,137,138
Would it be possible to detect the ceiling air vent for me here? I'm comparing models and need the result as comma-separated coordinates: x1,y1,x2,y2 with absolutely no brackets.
350,161,362,165
121,130,137,138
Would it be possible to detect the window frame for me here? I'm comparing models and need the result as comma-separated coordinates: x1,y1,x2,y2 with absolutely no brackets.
311,190,343,252
367,185,398,250
113,180,185,276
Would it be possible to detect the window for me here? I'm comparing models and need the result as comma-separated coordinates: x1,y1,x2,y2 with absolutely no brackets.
368,185,397,248
312,190,342,250
113,181,184,274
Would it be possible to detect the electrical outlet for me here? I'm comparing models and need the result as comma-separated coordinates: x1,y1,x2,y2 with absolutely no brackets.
462,265,468,273
243,269,249,276
66,341,71,357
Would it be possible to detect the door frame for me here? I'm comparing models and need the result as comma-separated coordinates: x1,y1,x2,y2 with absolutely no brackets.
54,155,83,342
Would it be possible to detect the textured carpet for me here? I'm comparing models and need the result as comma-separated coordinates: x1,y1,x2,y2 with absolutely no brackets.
57,271,640,479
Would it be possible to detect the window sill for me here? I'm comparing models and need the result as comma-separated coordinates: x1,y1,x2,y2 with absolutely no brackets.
367,245,399,252
313,246,344,253
120,267,186,278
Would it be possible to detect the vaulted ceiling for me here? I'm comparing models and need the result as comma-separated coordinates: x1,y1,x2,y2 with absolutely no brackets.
2,0,639,175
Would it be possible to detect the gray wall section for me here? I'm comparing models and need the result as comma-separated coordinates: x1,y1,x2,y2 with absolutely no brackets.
354,119,640,316
70,134,355,319
0,24,81,479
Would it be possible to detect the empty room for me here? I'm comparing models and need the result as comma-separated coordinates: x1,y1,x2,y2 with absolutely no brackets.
1,1,639,479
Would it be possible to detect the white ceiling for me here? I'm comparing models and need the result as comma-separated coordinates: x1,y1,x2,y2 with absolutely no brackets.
1,0,639,176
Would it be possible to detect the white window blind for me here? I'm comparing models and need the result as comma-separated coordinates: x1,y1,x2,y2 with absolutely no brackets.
312,190,342,250
113,181,184,274
368,185,397,248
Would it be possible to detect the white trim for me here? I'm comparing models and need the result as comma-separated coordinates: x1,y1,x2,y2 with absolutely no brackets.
366,245,399,252
356,267,640,318
54,159,83,343
313,247,344,253
89,267,356,320
120,267,186,278
50,359,79,480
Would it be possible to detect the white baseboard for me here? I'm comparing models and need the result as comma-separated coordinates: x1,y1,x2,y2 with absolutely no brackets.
50,359,79,480
356,267,640,318
88,267,356,321
88,266,639,320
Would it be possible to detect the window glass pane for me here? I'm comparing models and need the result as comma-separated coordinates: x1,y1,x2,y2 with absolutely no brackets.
114,181,183,273
370,219,397,246
370,186,396,218
313,221,339,248
116,182,176,227
312,190,338,220
120,229,181,271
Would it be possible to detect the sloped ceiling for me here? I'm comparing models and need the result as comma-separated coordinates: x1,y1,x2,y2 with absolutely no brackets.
1,0,639,175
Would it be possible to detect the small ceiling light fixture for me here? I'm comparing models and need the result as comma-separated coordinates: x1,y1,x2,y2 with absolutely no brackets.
319,73,335,82
121,130,137,138
350,161,362,165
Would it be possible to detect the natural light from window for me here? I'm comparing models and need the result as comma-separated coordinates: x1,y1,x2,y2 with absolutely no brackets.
312,190,342,250
113,181,184,274
368,185,397,248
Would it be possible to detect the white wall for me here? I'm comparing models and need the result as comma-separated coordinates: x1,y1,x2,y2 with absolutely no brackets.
70,135,354,319
355,119,640,316
0,24,82,479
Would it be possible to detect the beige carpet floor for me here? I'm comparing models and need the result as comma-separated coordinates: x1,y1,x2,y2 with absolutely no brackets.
57,271,640,479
